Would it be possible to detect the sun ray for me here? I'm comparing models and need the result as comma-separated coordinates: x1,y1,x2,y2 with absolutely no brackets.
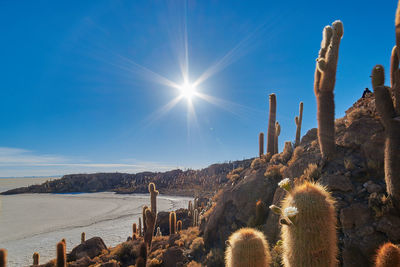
142,95,184,127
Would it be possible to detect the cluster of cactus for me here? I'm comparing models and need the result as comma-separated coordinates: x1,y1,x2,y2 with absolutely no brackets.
369,3,400,209
314,20,344,159
169,211,177,235
225,228,271,267
294,102,303,147
267,93,277,155
374,242,400,267
270,180,337,267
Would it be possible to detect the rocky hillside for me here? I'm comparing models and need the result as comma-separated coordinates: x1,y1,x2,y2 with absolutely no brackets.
201,93,399,267
1,159,252,197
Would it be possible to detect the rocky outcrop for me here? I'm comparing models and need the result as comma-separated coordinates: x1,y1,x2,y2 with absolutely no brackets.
68,237,107,262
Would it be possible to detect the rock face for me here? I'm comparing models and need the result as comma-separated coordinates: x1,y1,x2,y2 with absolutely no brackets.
2,159,252,197
68,237,107,262
203,94,399,267
156,208,192,235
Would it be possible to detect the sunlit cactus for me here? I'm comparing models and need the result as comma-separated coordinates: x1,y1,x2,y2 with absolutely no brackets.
81,232,85,244
259,132,264,157
57,241,66,267
139,217,142,237
274,121,281,154
314,20,343,159
225,228,271,267
267,93,277,155
0,249,6,267
177,220,183,232
142,205,148,234
33,252,40,266
374,242,400,267
295,102,303,147
169,211,177,235
280,182,337,267
144,208,156,249
371,65,400,209
148,182,159,215
133,223,137,240
193,209,199,227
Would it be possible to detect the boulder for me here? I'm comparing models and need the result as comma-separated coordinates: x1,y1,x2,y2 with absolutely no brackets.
68,237,107,261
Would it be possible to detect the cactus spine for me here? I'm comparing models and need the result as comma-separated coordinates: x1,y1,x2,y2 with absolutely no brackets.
57,241,66,267
280,182,337,267
149,182,159,215
169,211,177,235
81,232,85,244
314,20,343,159
374,242,400,267
274,122,281,154
295,102,303,147
0,249,6,267
177,220,183,232
259,132,264,157
225,228,271,267
33,252,39,266
372,65,400,209
267,93,277,155
144,207,156,249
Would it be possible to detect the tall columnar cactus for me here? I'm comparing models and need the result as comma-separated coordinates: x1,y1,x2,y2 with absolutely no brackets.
193,209,199,227
225,228,271,267
81,232,85,244
371,65,400,209
169,211,177,235
136,242,147,267
279,181,337,267
57,241,66,267
133,223,137,239
188,200,193,213
259,132,264,157
144,208,156,249
142,206,148,234
295,102,304,147
374,242,400,267
274,122,281,154
149,182,159,215
314,20,343,159
0,249,6,267
139,217,142,237
267,93,277,155
177,220,183,232
33,252,40,266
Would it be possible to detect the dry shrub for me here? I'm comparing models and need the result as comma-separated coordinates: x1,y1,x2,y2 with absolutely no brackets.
178,227,200,247
287,146,304,166
190,237,205,259
311,140,318,148
270,240,283,267
227,167,244,182
147,258,162,267
346,107,371,126
302,163,321,181
251,158,264,170
187,261,202,267
264,164,283,180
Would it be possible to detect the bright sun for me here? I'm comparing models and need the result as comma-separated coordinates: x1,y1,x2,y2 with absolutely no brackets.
179,82,196,100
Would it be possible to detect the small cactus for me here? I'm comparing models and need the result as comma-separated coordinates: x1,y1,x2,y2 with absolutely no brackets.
139,217,142,237
148,182,159,215
274,121,281,154
133,223,137,238
33,252,40,266
57,241,66,267
177,220,183,232
0,249,6,267
280,181,337,267
142,205,148,234
259,132,264,157
267,93,277,155
81,232,85,244
169,211,177,235
255,200,267,226
188,200,193,213
314,20,343,159
225,228,271,267
374,242,400,267
156,227,162,236
295,102,303,147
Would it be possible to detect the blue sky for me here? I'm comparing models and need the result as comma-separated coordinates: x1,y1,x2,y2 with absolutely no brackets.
0,0,396,177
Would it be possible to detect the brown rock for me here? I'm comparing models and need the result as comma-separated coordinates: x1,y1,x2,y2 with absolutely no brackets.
320,174,353,192
68,237,107,261
161,247,184,267
377,215,400,241
340,203,372,230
